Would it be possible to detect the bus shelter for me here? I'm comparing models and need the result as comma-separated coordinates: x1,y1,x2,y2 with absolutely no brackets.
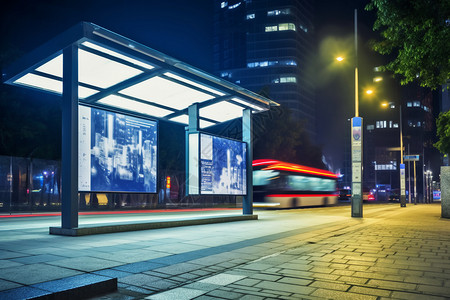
2,22,278,235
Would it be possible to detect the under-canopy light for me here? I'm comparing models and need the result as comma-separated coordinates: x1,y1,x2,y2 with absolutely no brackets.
120,76,214,110
81,41,154,70
79,49,142,89
232,97,264,112
200,101,244,123
98,95,173,118
36,54,62,77
169,114,216,128
164,72,226,96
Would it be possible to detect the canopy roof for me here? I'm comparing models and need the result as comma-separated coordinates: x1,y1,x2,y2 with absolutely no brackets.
3,22,278,127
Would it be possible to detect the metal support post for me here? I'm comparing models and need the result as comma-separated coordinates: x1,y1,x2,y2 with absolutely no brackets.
242,108,253,215
186,104,199,195
61,45,79,229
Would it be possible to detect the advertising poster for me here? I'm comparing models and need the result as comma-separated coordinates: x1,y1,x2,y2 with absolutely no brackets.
200,134,247,195
78,106,157,193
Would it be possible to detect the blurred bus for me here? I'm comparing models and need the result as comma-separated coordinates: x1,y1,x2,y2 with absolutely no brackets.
253,159,338,208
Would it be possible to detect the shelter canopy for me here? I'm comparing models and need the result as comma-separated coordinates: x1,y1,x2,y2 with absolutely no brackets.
3,22,278,127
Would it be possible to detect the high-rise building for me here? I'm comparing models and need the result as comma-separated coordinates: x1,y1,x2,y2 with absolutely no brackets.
213,0,316,137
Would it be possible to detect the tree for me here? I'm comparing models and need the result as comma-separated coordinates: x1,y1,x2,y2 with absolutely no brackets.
434,110,450,155
366,0,450,89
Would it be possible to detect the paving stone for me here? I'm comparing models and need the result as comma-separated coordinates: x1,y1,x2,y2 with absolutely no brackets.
205,289,244,299
309,280,350,291
0,263,82,285
0,278,22,291
145,287,206,300
391,290,446,300
311,288,377,299
277,277,312,286
48,256,124,272
349,286,391,297
199,274,246,286
336,275,368,285
367,279,417,291
254,280,315,295
416,284,450,295
233,278,260,287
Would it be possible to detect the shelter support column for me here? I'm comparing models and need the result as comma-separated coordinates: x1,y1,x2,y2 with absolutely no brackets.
61,45,79,229
186,104,199,195
242,108,253,215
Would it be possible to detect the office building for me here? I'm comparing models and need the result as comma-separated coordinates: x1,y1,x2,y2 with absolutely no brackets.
213,0,316,137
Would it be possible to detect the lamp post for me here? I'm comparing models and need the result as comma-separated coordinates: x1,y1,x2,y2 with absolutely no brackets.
381,101,406,207
351,9,363,217
335,9,363,217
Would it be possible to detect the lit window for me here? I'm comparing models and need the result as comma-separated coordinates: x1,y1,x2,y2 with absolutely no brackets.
273,76,296,83
389,121,392,128
246,13,255,19
407,102,412,107
221,2,228,8
229,2,241,9
413,101,420,107
393,123,399,128
265,25,277,32
299,25,308,32
383,121,387,128
417,121,421,127
267,8,290,16
367,125,374,130
278,23,296,31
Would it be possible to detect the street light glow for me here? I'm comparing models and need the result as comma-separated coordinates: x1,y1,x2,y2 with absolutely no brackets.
373,76,383,82
365,89,374,95
336,56,344,62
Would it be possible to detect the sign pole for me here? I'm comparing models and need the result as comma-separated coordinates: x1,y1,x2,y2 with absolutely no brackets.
351,117,363,217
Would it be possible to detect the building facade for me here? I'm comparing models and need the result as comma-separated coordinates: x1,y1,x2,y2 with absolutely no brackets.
213,0,316,137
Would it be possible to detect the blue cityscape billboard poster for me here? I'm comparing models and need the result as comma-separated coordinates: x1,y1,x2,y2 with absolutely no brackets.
78,106,157,193
200,133,246,195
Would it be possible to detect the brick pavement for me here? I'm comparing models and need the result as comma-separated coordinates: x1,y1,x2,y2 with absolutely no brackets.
1,204,449,299
90,204,450,300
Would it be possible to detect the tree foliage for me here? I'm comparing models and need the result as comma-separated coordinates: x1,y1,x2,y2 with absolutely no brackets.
366,0,450,89
434,110,450,155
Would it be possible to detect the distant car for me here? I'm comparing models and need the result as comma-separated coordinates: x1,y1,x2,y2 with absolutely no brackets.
363,192,375,202
389,193,399,202
339,189,351,201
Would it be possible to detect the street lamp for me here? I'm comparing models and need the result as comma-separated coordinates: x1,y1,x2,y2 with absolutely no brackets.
381,101,406,207
335,9,363,217
335,10,363,217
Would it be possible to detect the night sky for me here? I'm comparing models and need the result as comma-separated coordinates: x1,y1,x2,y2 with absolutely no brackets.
0,0,383,171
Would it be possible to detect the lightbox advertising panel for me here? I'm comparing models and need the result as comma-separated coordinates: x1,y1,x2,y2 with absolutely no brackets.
200,133,247,195
78,106,157,193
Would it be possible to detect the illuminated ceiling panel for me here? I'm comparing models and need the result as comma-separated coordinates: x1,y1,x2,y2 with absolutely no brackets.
169,115,188,124
232,97,264,112
36,54,62,77
169,114,216,129
98,95,173,118
15,73,61,94
164,72,226,96
120,76,215,110
200,101,244,123
78,49,142,89
81,41,154,70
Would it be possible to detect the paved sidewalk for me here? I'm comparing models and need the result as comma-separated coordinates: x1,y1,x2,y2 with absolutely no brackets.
0,204,449,299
